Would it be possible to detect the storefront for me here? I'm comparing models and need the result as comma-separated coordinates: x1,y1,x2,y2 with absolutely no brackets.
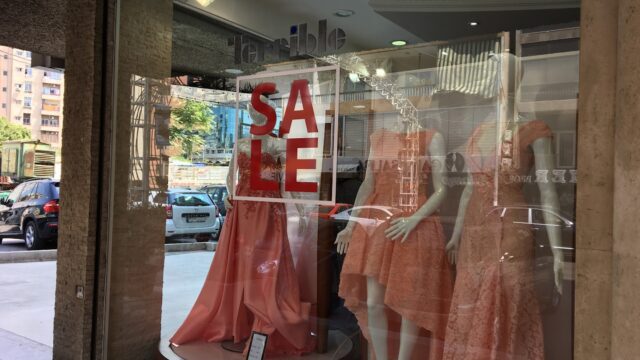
13,0,633,359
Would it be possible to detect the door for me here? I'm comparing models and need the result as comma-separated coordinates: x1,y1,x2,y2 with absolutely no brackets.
5,182,36,235
0,183,26,235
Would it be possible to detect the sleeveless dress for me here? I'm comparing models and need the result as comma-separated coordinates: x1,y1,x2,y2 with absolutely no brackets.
443,120,552,360
339,129,453,359
170,152,314,356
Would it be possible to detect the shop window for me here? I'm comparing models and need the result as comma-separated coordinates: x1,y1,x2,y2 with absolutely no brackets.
103,2,580,359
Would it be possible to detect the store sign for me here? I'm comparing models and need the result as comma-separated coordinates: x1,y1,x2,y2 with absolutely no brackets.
233,66,340,205
231,20,346,64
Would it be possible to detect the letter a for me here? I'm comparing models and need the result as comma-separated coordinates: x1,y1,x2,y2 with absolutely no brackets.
279,79,318,136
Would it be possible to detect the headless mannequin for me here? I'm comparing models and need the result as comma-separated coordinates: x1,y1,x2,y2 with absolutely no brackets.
335,119,449,360
445,115,564,294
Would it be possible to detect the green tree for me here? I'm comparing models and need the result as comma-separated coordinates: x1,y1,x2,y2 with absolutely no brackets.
0,116,31,144
170,100,215,161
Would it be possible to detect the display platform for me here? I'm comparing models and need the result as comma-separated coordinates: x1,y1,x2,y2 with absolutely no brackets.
159,330,353,360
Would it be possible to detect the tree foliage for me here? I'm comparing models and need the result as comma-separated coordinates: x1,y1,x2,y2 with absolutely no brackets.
0,117,31,144
170,100,215,161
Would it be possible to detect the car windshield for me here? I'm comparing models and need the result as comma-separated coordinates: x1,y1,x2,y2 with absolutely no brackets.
171,193,212,206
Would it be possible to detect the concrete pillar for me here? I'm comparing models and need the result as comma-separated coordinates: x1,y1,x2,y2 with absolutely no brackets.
574,0,618,358
611,0,640,358
53,0,110,358
0,0,65,59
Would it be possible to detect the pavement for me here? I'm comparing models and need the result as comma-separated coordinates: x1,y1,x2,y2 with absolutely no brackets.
0,250,215,360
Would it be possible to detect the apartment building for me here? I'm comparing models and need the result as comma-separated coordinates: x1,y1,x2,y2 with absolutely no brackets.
0,46,63,148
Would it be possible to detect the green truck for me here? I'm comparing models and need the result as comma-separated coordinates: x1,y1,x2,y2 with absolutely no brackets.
0,140,56,184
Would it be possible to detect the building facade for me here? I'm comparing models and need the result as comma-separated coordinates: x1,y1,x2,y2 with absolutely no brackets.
0,46,64,148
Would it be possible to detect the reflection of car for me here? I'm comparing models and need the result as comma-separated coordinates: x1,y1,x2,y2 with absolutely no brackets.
0,179,60,250
309,203,352,220
487,206,575,313
199,185,228,218
330,206,402,235
487,206,575,261
165,189,221,241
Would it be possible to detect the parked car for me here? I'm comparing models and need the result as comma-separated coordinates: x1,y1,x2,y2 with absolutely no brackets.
309,203,353,220
486,206,575,313
0,179,60,250
486,206,575,262
165,189,221,241
199,185,228,218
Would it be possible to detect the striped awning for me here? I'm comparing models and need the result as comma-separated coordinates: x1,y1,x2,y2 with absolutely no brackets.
436,38,502,98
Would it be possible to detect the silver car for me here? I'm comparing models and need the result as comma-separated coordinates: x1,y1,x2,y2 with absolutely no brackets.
165,190,221,241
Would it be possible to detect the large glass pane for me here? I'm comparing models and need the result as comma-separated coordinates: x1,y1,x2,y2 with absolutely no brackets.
106,1,580,359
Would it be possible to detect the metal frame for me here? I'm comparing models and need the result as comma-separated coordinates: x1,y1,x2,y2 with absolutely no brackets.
232,65,340,206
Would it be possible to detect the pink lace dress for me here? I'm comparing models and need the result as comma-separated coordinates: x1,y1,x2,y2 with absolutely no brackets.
170,152,314,356
443,120,552,360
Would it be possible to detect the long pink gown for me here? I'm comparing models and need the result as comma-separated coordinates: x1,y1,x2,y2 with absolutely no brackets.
443,120,551,360
170,152,314,356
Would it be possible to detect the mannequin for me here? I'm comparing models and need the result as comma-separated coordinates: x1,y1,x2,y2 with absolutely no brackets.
442,87,564,359
171,98,313,356
336,118,453,360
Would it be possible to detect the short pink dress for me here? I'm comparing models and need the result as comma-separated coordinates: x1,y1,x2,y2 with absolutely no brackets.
339,129,453,359
170,152,314,356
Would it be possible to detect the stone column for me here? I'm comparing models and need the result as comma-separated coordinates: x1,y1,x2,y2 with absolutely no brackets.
574,0,618,359
611,0,640,358
53,0,111,358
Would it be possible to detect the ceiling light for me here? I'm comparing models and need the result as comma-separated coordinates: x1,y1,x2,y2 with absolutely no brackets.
334,9,355,17
375,68,386,77
225,68,243,75
353,105,366,110
196,0,215,6
469,21,479,27
348,73,360,83
391,40,407,46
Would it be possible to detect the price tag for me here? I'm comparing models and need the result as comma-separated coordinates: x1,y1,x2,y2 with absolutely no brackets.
246,332,268,360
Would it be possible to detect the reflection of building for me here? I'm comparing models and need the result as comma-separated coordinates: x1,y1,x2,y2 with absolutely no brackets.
0,46,64,147
128,76,171,207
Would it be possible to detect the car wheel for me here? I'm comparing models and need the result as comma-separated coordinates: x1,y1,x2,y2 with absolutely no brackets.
24,222,43,250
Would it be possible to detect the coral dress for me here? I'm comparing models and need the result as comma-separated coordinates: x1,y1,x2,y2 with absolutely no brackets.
443,120,552,360
339,129,453,359
170,151,313,356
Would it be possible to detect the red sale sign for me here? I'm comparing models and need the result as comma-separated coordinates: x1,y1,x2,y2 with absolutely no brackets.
232,66,340,205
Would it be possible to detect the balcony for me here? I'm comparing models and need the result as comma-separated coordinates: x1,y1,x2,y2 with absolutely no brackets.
42,93,60,100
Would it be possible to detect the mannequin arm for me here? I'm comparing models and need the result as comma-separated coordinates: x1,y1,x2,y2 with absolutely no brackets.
335,148,376,254
224,148,238,210
445,170,473,265
384,132,448,242
531,136,564,294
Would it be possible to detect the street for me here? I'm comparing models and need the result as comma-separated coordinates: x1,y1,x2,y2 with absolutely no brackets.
0,238,28,252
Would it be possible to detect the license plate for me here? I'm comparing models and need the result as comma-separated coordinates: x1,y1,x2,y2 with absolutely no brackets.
187,217,206,223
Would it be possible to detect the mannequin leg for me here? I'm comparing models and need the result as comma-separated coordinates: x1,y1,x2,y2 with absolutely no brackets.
366,277,388,360
398,316,420,360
